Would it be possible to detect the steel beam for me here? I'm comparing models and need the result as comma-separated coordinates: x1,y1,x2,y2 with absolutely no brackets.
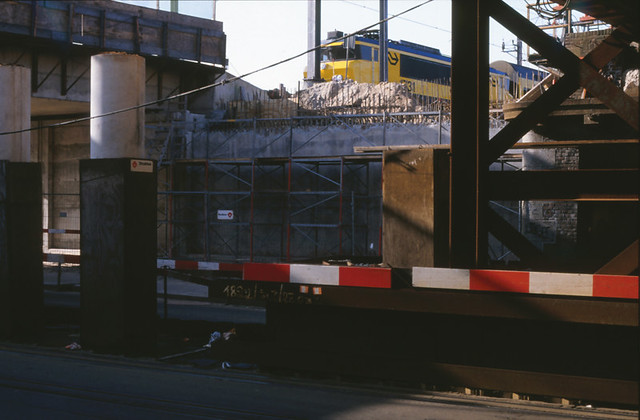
487,169,639,201
487,207,547,267
488,0,638,134
450,0,489,268
30,50,38,93
595,240,639,275
60,56,67,96
487,28,633,163
487,77,579,164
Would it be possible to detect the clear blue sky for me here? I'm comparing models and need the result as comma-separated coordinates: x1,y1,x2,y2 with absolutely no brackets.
118,0,540,91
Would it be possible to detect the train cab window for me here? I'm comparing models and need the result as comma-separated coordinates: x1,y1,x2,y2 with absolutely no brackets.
321,45,356,61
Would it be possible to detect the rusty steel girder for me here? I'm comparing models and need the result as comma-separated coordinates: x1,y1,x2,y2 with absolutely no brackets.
487,28,634,163
487,0,638,163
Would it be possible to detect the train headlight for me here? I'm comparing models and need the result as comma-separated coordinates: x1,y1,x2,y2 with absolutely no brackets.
321,63,327,70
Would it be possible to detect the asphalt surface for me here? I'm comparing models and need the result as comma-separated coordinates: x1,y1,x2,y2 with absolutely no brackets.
1,343,636,420
0,266,630,419
44,265,265,323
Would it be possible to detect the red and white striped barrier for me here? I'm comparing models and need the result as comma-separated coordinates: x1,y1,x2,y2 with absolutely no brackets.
43,255,242,271
42,229,80,234
43,254,81,264
412,267,638,299
243,263,392,289
157,259,242,272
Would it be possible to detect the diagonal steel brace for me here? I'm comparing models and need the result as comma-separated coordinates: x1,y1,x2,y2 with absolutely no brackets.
487,0,638,164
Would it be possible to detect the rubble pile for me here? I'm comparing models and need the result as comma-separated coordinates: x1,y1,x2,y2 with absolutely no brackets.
623,69,639,97
298,79,422,112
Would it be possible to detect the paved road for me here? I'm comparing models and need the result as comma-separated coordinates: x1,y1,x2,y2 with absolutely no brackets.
44,265,265,325
44,289,265,327
0,343,633,420
44,266,212,299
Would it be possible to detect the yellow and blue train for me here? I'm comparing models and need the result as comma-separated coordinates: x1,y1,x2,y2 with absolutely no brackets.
309,31,546,105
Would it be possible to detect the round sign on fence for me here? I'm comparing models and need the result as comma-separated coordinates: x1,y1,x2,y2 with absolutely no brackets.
217,210,234,220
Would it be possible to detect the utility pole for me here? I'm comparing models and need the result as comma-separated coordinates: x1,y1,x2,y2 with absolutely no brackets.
379,0,388,82
516,38,522,66
502,38,523,66
170,0,178,13
306,0,321,87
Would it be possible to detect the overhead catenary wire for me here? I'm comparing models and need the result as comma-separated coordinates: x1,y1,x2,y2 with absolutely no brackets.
341,0,527,53
340,0,449,34
532,0,571,20
0,0,433,137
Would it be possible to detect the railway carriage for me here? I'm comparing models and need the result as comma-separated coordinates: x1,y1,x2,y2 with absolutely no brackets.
308,31,546,106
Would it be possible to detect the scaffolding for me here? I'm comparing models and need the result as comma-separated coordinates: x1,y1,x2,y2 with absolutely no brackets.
153,110,453,263
157,156,382,263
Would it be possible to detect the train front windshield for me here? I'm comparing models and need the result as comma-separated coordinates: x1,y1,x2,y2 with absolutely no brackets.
322,45,356,61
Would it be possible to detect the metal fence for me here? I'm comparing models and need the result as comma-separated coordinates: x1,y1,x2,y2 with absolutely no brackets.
157,157,382,263
43,192,81,255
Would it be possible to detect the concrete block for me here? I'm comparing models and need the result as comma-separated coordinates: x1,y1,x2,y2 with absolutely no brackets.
382,148,449,268
80,158,157,354
0,161,43,337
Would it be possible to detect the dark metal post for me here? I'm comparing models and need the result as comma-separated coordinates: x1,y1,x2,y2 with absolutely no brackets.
306,0,321,85
80,159,157,354
163,268,168,320
438,109,442,145
0,162,43,337
450,0,489,268
379,0,388,82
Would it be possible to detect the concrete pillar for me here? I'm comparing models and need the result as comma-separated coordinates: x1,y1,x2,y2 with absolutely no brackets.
520,131,578,257
522,131,554,170
0,66,31,162
90,53,145,159
83,53,156,354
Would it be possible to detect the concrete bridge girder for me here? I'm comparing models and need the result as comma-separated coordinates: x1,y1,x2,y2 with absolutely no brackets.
0,45,218,119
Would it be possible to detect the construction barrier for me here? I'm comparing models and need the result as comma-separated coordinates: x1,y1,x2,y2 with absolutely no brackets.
412,267,639,300
243,263,392,289
40,255,638,298
157,259,243,272
42,254,81,264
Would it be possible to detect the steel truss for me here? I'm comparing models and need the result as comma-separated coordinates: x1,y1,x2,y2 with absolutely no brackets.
451,0,638,272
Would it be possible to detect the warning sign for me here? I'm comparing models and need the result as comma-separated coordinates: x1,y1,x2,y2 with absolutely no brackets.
217,210,234,220
130,159,154,173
